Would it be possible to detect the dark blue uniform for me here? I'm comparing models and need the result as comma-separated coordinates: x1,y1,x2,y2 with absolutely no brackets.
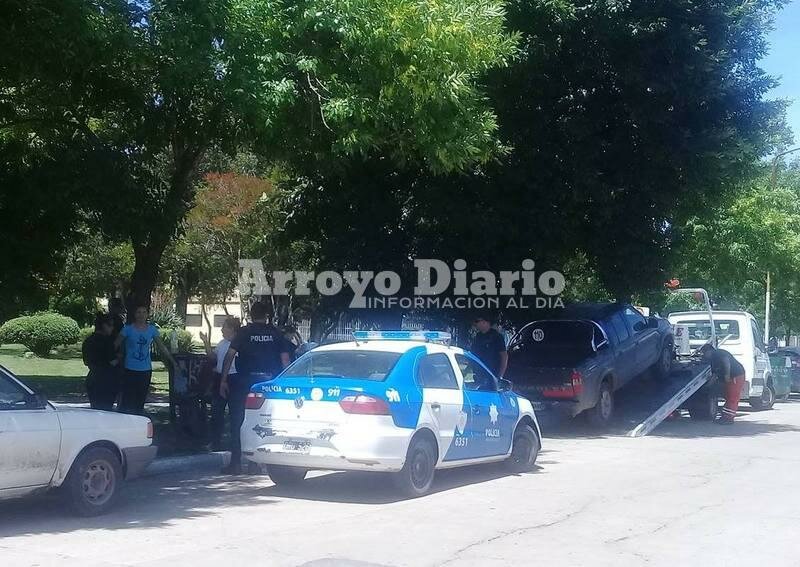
227,322,290,467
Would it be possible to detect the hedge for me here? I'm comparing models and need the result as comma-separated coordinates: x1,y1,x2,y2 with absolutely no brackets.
0,312,81,357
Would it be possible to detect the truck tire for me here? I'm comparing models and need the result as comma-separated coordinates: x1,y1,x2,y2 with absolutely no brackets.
63,446,123,517
587,382,614,427
393,436,436,498
267,465,308,486
750,384,776,411
688,391,717,421
652,341,674,380
505,424,540,473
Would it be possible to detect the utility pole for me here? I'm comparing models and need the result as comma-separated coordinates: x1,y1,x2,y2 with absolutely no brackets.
765,146,800,342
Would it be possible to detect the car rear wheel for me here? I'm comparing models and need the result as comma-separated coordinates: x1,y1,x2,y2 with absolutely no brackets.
394,436,436,498
267,465,307,486
653,341,674,379
586,382,614,427
64,446,122,517
688,390,718,421
750,384,776,411
505,424,539,473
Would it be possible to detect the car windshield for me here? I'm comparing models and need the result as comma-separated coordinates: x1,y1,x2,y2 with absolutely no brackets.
674,319,740,341
282,350,402,381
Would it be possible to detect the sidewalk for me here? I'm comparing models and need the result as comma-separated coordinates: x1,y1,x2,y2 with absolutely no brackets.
144,450,231,477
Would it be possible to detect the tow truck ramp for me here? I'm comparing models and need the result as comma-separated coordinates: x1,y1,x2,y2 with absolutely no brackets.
627,363,712,437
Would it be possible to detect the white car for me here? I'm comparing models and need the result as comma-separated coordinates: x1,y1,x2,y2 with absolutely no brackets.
668,310,775,409
0,365,157,515
242,331,541,497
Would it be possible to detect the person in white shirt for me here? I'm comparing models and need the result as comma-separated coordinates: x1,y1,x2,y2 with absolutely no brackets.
201,317,241,452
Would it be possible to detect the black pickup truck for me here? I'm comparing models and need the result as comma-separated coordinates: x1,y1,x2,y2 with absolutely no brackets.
506,303,674,426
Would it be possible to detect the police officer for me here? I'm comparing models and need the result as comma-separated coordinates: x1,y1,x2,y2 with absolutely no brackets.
470,314,508,378
219,302,291,474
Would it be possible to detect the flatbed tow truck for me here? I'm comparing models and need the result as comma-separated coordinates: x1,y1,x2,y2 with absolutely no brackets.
625,288,718,437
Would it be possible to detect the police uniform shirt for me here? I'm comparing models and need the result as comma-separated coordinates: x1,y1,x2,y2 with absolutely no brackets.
230,322,290,378
470,328,507,376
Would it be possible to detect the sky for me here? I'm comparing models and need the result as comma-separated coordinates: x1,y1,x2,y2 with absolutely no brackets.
762,0,800,145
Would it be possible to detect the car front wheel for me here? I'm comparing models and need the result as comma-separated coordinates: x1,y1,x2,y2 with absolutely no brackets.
64,446,122,517
394,436,436,498
750,384,776,411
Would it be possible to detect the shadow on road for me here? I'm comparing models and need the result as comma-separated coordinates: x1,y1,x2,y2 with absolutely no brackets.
0,471,278,538
263,460,545,505
0,455,550,535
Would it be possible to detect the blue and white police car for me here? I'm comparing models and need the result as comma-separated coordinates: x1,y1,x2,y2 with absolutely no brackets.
241,331,541,497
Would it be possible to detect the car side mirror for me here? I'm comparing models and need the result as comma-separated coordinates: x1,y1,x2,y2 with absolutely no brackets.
499,378,513,392
647,317,659,329
25,392,47,409
633,321,646,332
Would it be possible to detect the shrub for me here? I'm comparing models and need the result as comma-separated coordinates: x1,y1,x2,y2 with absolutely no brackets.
0,312,80,357
79,326,94,344
155,327,196,355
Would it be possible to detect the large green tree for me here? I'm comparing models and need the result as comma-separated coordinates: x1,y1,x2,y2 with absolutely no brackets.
674,162,800,334
2,0,516,308
281,0,789,329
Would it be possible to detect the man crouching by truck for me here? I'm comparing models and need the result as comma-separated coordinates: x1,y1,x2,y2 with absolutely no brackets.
699,344,746,424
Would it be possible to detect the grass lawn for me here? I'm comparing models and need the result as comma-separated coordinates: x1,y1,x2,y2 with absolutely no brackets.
0,344,169,403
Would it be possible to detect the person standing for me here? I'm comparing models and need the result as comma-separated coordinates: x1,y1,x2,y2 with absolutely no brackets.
82,313,120,410
200,317,241,452
700,344,746,424
115,304,179,415
470,315,508,378
108,297,126,339
219,302,291,474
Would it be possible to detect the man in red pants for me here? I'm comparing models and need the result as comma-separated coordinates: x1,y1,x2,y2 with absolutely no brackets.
700,344,746,424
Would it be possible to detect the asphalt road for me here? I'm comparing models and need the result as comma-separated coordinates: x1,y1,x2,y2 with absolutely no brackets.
3,399,800,567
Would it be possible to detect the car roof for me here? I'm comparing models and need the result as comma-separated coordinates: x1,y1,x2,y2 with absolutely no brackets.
313,340,462,355
668,311,754,320
557,302,627,321
775,347,800,355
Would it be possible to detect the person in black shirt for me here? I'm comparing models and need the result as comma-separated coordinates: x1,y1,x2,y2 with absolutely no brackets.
470,315,508,378
108,297,126,339
220,301,291,474
82,313,120,410
700,344,746,424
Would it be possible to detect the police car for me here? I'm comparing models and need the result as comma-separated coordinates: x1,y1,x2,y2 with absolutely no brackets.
241,331,541,497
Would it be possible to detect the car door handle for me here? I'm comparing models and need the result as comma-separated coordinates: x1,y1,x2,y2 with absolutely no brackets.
431,403,441,411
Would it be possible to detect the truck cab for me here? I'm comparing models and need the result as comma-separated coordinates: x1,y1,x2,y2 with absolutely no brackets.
667,311,775,410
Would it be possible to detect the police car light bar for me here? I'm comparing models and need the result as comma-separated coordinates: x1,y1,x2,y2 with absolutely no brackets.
352,330,452,344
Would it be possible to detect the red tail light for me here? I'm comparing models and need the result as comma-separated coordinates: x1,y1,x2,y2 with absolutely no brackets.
571,370,584,396
339,394,391,415
541,371,583,399
245,392,265,410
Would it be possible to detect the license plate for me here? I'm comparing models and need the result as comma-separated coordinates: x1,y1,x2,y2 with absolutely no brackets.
282,440,311,453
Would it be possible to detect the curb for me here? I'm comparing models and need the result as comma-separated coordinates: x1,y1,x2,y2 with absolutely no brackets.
143,451,231,477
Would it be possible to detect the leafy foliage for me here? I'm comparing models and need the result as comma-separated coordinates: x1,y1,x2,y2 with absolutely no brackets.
0,313,80,357
3,0,516,307
674,162,800,333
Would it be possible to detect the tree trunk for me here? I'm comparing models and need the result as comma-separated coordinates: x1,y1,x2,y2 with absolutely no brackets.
127,241,167,311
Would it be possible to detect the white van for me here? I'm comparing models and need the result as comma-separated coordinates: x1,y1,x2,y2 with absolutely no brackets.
667,311,775,410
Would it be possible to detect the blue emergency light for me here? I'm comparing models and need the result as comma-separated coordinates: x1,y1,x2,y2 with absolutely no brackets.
352,330,452,344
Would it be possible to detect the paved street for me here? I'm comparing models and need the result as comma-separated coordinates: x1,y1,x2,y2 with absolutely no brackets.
3,400,800,567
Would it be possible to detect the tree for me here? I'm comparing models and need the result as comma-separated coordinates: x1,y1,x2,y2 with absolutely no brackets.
281,0,789,328
674,162,800,333
3,0,517,308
